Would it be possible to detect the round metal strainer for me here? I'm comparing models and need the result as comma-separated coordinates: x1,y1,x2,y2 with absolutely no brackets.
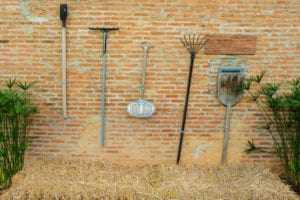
127,99,155,118
127,42,156,118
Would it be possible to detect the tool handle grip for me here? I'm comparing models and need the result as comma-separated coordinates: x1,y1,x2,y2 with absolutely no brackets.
222,105,232,164
140,42,152,98
60,4,68,28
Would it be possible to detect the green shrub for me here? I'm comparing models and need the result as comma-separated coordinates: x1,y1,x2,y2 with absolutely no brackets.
0,78,37,190
244,71,300,194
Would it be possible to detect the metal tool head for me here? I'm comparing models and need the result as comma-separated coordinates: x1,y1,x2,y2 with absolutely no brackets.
217,67,245,106
180,34,206,55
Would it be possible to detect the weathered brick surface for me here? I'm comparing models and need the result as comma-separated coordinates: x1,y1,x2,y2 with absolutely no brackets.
0,0,299,166
205,34,257,55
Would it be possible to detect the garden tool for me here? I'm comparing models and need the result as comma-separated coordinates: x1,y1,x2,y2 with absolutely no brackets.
60,4,68,118
217,67,245,164
176,34,206,164
88,27,119,146
127,41,155,118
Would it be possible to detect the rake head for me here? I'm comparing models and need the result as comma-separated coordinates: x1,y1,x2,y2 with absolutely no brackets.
180,34,206,55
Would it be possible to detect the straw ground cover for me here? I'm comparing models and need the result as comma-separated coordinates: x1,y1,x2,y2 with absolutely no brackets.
1,159,299,200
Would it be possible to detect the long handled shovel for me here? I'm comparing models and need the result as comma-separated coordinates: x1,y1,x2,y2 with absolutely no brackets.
60,4,68,119
88,27,119,146
217,68,245,164
176,34,206,164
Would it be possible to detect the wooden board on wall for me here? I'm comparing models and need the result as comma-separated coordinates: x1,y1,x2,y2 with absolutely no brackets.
204,34,257,55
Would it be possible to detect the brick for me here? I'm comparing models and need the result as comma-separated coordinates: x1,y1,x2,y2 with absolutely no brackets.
204,34,257,55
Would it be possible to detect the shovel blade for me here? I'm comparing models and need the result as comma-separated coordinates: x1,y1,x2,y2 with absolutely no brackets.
218,73,245,106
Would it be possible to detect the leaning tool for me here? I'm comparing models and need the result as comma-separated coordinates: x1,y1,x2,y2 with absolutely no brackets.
177,34,206,164
217,67,245,164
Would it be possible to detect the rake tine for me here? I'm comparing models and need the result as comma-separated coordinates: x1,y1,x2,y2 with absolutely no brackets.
194,34,198,51
191,34,194,51
180,35,190,51
180,38,188,51
188,34,192,50
180,37,184,47
181,34,206,54
195,34,199,50
189,34,192,50
200,35,206,46
195,34,202,50
183,35,190,51
196,35,206,52
199,36,206,49
190,35,197,53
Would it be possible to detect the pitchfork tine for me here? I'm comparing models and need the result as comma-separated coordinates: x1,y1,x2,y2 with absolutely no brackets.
180,37,188,50
190,35,194,52
184,35,190,51
180,38,186,49
194,34,198,50
195,34,201,50
188,35,192,50
190,34,197,53
184,35,191,51
197,35,206,51
200,35,206,46
190,34,194,50
181,34,206,53
194,34,197,50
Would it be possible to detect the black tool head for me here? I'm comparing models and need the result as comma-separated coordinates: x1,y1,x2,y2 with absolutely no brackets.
88,27,119,32
60,4,68,27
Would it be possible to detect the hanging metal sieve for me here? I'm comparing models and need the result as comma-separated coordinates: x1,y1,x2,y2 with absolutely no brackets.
127,41,156,118
127,99,155,118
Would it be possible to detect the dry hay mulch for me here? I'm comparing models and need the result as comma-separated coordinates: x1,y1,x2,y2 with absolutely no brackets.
1,159,299,200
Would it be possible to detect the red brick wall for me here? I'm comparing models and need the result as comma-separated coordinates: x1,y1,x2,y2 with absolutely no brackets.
0,0,299,166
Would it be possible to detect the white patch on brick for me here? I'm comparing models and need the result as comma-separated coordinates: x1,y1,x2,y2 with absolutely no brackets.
20,1,48,22
193,144,209,159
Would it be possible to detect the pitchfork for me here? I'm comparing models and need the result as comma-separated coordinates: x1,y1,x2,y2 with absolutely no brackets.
177,34,206,164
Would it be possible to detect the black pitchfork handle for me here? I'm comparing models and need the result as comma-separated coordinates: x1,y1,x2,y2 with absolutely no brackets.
176,53,195,164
